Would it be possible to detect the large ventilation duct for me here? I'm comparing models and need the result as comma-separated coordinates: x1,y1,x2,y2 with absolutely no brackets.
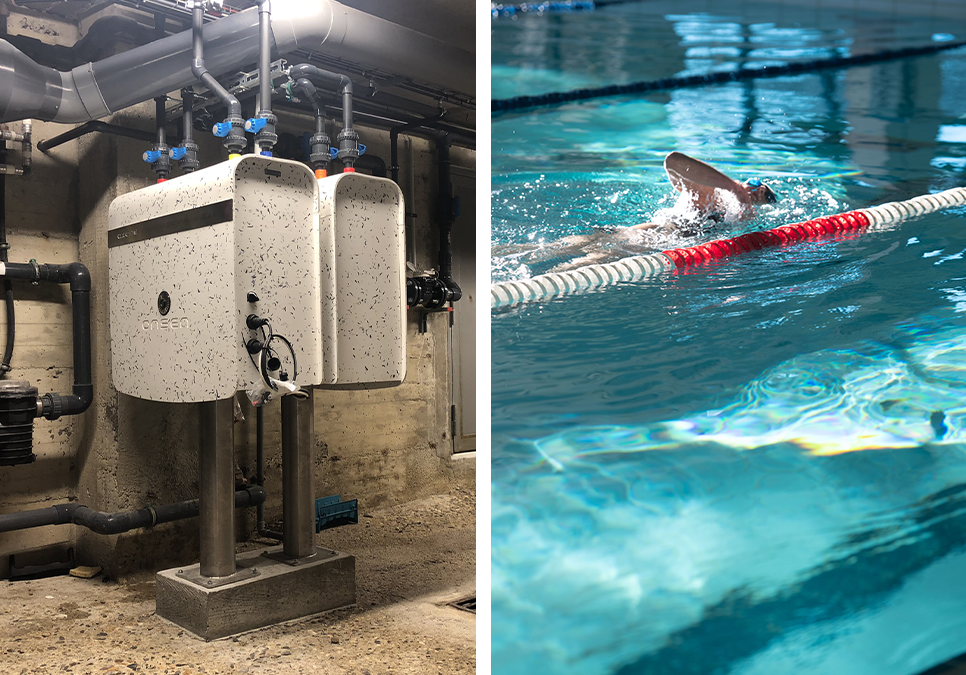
0,0,474,125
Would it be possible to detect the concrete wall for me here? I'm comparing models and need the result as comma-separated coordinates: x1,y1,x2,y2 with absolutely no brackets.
0,10,475,579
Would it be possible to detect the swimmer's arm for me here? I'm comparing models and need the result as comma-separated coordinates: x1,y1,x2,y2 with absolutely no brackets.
626,222,662,230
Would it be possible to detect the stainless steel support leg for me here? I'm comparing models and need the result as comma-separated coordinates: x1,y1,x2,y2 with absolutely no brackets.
281,389,316,558
199,398,236,578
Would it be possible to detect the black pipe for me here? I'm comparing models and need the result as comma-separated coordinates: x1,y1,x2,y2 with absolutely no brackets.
0,486,265,535
389,109,445,185
150,95,171,181
435,131,461,301
179,87,200,172
0,262,91,420
190,2,245,155
0,139,11,378
37,121,157,153
354,153,386,178
493,39,966,115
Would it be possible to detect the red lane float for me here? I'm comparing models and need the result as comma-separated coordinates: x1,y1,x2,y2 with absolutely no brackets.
661,210,871,270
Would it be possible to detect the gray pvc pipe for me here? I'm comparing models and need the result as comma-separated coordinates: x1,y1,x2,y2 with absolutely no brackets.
0,0,474,124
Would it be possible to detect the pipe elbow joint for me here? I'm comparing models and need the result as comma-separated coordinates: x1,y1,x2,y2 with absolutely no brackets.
447,279,462,303
66,262,91,292
40,389,92,421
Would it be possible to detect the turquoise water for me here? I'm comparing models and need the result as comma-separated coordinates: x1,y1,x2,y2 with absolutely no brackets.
492,2,966,674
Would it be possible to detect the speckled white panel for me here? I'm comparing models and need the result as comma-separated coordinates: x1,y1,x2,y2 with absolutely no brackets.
109,156,322,403
317,174,406,386
233,157,322,391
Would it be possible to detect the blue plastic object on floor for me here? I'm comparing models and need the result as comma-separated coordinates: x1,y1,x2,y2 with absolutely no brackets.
315,495,358,532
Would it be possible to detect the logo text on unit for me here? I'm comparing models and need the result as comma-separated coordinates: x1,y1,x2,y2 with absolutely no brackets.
141,317,190,330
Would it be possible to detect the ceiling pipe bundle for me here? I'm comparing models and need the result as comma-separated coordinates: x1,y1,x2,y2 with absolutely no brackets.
0,0,474,125
490,186,966,310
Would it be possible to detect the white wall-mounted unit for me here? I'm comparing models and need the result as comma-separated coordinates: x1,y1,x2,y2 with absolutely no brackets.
108,156,322,403
317,173,407,387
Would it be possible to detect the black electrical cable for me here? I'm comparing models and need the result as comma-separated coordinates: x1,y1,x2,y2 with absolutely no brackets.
492,40,966,114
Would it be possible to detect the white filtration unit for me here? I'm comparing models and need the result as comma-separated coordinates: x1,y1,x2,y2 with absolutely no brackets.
317,173,406,387
108,157,406,403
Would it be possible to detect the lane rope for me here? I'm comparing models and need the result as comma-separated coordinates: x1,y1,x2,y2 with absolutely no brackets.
490,186,966,310
491,1,594,18
492,41,966,114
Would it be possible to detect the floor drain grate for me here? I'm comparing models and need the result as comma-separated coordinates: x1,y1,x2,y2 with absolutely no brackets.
449,596,476,614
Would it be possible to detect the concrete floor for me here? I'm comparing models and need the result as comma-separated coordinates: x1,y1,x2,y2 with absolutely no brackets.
0,486,475,674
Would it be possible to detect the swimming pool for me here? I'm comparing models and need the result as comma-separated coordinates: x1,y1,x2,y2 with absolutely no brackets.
491,2,966,674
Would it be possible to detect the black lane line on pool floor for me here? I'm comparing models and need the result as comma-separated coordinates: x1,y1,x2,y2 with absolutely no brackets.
493,41,966,115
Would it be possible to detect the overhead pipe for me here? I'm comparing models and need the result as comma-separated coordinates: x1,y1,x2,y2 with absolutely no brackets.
0,1,474,125
288,63,360,171
189,1,245,157
0,485,265,535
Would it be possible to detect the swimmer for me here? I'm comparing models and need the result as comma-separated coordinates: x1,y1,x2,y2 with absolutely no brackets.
629,151,778,231
494,152,778,272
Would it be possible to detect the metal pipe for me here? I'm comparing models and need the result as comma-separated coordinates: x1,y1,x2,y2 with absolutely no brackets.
199,398,236,578
281,390,315,558
0,486,265,535
0,0,473,125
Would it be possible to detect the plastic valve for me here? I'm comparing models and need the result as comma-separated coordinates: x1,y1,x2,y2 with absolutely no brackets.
142,150,162,163
329,147,340,159
244,117,269,133
170,147,187,161
212,121,233,138
359,143,367,156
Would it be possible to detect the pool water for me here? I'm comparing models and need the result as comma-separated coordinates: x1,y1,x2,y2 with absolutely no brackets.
491,2,966,674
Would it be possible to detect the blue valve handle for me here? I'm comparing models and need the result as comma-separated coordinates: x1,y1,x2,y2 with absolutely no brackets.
170,147,187,161
142,150,162,163
244,117,269,133
212,121,233,138
331,144,367,158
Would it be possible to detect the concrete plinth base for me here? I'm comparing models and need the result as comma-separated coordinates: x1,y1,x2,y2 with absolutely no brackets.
156,546,355,640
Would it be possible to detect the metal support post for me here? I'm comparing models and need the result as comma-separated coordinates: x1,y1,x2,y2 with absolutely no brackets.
281,389,316,558
199,398,236,577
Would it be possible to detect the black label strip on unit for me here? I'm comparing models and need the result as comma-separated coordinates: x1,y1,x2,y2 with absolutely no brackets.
108,199,233,248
